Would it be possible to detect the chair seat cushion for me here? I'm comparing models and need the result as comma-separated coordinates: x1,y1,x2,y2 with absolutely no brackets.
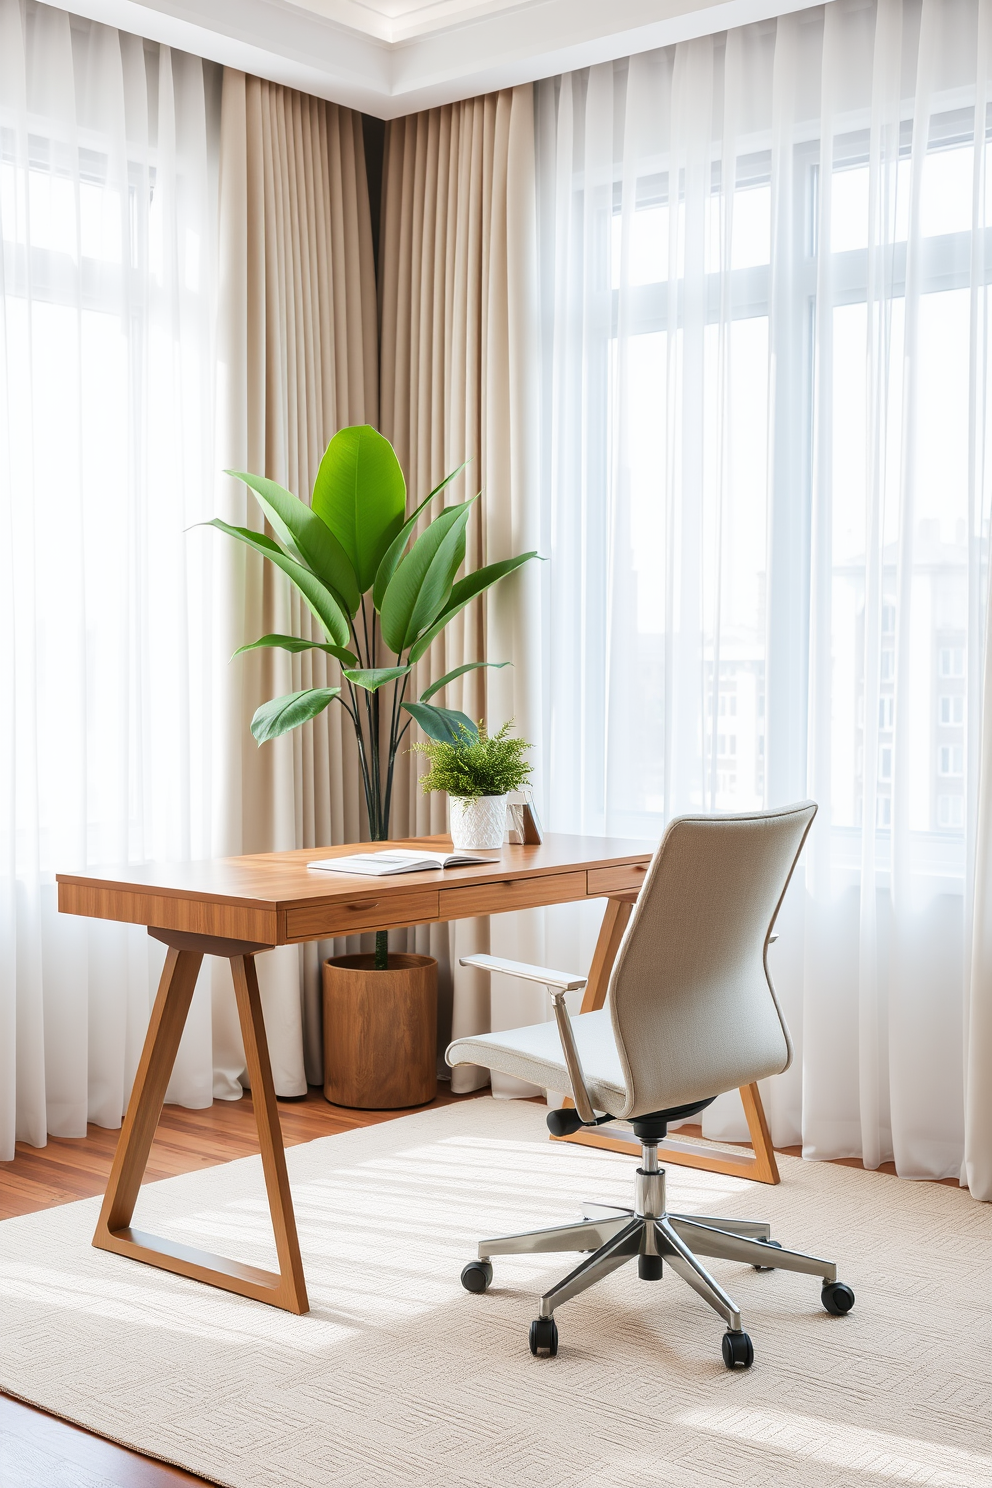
446,1009,629,1116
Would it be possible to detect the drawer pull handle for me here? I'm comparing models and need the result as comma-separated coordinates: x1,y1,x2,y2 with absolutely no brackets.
346,900,380,911
634,864,647,872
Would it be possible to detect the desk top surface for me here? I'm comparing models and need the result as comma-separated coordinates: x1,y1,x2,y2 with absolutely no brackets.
57,833,654,909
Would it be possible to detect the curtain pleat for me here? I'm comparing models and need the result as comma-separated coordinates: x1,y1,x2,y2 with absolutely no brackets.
0,2,218,1158
379,88,546,1091
213,70,378,1093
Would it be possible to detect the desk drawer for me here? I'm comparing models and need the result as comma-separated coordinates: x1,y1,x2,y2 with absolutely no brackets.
284,890,438,941
587,863,648,897
439,871,586,920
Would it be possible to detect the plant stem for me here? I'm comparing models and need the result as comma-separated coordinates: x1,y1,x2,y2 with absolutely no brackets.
374,929,389,970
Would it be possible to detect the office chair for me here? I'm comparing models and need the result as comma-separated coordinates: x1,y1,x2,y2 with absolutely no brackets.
447,801,854,1368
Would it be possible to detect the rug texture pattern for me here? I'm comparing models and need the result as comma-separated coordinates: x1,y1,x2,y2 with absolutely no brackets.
0,1097,990,1488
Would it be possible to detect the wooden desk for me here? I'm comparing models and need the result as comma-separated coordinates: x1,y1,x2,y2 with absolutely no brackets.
57,833,654,1314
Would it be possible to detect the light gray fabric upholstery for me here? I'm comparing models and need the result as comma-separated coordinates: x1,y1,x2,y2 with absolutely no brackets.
447,802,817,1120
445,1010,627,1113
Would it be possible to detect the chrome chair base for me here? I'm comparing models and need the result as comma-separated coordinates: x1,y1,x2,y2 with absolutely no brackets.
463,1145,853,1367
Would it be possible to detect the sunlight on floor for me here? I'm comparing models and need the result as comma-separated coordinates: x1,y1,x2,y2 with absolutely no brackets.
681,1405,992,1487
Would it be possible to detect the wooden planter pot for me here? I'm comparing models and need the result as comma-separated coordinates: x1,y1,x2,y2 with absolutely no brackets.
322,952,438,1110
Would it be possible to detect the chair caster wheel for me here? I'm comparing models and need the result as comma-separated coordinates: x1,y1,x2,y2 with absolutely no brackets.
753,1238,782,1271
529,1317,558,1357
722,1330,754,1369
461,1261,493,1294
821,1281,855,1315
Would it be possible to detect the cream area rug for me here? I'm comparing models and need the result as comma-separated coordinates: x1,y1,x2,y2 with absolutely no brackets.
1,1098,990,1488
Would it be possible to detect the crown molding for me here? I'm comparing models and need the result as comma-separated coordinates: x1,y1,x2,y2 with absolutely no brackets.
65,0,816,117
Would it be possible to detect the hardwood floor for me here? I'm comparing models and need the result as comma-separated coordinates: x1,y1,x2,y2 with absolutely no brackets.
0,1084,477,1487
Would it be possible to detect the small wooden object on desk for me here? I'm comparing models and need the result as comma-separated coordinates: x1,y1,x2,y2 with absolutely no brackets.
506,790,544,844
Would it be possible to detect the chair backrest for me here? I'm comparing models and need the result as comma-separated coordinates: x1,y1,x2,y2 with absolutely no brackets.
607,800,816,1118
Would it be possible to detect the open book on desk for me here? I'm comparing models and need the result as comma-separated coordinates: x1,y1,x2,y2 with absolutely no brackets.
306,849,497,877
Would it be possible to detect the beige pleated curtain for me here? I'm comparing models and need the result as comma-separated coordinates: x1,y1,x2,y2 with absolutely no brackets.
378,87,545,1092
212,71,378,1095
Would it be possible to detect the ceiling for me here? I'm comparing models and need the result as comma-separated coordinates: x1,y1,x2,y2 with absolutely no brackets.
289,1,536,45
69,0,810,117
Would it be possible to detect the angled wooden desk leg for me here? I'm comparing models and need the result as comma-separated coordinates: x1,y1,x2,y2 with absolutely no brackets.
553,895,780,1185
93,932,309,1314
229,953,308,1310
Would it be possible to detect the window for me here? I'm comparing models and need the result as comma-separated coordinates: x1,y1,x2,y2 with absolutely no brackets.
940,695,964,726
571,69,989,843
938,794,964,828
0,49,214,874
939,745,964,776
877,795,892,828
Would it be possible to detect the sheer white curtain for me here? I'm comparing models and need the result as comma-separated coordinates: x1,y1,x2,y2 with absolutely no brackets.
536,0,992,1187
0,1,223,1159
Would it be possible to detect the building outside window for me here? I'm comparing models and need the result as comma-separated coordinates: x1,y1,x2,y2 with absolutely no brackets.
608,118,980,837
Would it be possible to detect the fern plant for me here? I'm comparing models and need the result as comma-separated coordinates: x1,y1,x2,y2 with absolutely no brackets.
413,721,532,799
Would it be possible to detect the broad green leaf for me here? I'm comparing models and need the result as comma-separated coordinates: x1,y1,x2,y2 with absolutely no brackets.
371,491,436,613
251,687,340,744
419,660,510,702
401,702,479,744
203,519,351,648
442,520,470,596
228,471,361,616
343,666,412,692
371,462,468,611
379,499,476,654
233,633,358,668
311,425,406,592
408,551,540,664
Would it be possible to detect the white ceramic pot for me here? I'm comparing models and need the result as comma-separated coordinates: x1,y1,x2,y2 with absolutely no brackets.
449,794,507,851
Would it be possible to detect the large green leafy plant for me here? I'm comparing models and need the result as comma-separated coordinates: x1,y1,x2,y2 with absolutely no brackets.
207,421,537,849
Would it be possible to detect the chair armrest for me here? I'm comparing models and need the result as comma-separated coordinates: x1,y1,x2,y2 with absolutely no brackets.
459,954,597,1123
458,953,587,992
